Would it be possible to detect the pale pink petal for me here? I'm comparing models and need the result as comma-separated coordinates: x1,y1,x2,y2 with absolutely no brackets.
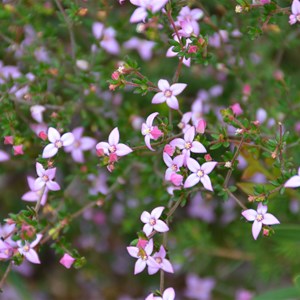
96,142,110,155
200,175,213,191
263,213,280,225
80,137,96,150
48,127,60,143
71,149,84,163
173,154,184,167
42,144,58,158
22,191,38,202
158,79,170,91
72,127,84,139
252,220,262,240
108,127,120,145
163,287,175,300
241,209,257,221
143,223,153,236
92,22,104,39
130,0,142,6
184,126,195,142
151,206,164,219
166,46,176,57
146,112,159,127
36,162,44,177
152,92,166,104
191,141,207,153
170,83,187,96
140,211,151,223
34,178,45,190
186,157,200,173
163,153,173,167
115,143,133,156
257,202,268,214
61,133,74,147
151,0,168,12
0,150,10,162
184,173,200,188
161,259,174,273
145,135,154,151
30,234,43,247
40,189,48,206
154,220,169,233
45,168,56,180
148,265,159,275
145,239,154,254
165,168,173,181
130,7,147,23
201,162,217,175
284,175,300,188
292,0,300,15
27,176,36,191
166,96,179,110
170,138,185,149
46,180,61,191
134,259,146,274
146,256,159,268
24,249,40,264
127,246,139,258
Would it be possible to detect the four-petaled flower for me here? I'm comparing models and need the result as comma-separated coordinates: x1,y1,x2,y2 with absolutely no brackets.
152,79,187,110
42,127,75,159
22,176,48,206
170,126,206,164
141,112,163,151
284,167,300,188
17,234,43,264
64,127,96,163
146,287,176,300
96,127,133,158
289,0,300,25
242,203,280,240
34,162,61,191
140,207,169,236
127,239,159,275
184,158,217,191
60,253,76,269
163,153,184,181
148,245,174,275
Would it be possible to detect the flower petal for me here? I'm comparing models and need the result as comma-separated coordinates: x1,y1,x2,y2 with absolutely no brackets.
184,173,200,188
201,162,217,175
36,162,44,177
154,220,169,233
191,141,207,153
42,144,58,159
34,178,45,190
184,126,195,142
47,127,60,143
146,112,159,127
158,79,170,91
252,220,262,240
284,175,300,188
108,127,120,145
61,133,75,147
115,143,133,156
257,202,268,214
166,96,179,110
80,137,96,150
143,223,153,236
46,180,61,191
170,83,187,96
170,138,185,149
72,127,83,139
145,135,154,151
242,209,257,221
24,249,41,264
151,206,164,219
134,259,146,274
263,213,280,225
152,92,166,104
200,174,213,191
130,7,147,23
161,259,174,273
186,157,200,173
163,287,175,300
140,211,150,223
127,246,139,258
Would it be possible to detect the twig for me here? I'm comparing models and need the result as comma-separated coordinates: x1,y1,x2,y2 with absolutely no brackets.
0,262,13,290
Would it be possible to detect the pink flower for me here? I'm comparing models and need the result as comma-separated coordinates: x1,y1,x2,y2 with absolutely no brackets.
17,234,43,264
152,79,187,110
129,0,168,23
148,245,174,275
124,37,156,61
170,126,206,164
64,127,96,163
140,207,169,236
141,112,163,151
42,127,75,159
163,144,175,156
22,176,48,206
34,162,60,191
290,0,300,25
284,167,300,188
230,103,243,116
127,239,159,274
178,112,192,133
184,158,217,191
4,136,13,145
166,36,191,67
0,239,14,260
163,153,184,181
96,127,132,157
30,105,45,123
146,287,176,300
170,173,183,186
59,253,75,269
13,145,24,156
242,203,280,240
185,274,215,300
176,6,203,36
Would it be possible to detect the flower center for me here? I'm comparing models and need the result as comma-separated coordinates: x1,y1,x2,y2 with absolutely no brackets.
256,214,264,221
149,218,156,226
178,122,184,129
109,145,116,153
164,89,172,98
185,142,192,150
23,244,30,252
55,140,63,148
138,249,148,261
297,14,300,22
197,170,204,177
155,257,162,264
42,175,49,182
171,164,177,171
74,141,81,149
142,128,151,135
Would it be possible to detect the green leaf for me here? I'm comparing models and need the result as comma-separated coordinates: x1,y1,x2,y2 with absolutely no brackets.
253,287,300,300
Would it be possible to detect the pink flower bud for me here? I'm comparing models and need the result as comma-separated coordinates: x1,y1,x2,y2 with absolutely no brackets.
137,239,148,249
204,154,212,161
59,253,75,269
188,45,198,53
109,153,118,163
170,173,183,186
13,145,24,156
164,144,175,156
230,103,243,116
196,119,206,134
273,69,284,81
242,84,251,96
107,163,115,173
96,148,105,157
150,126,163,140
4,136,13,145
39,131,48,141
111,71,120,80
